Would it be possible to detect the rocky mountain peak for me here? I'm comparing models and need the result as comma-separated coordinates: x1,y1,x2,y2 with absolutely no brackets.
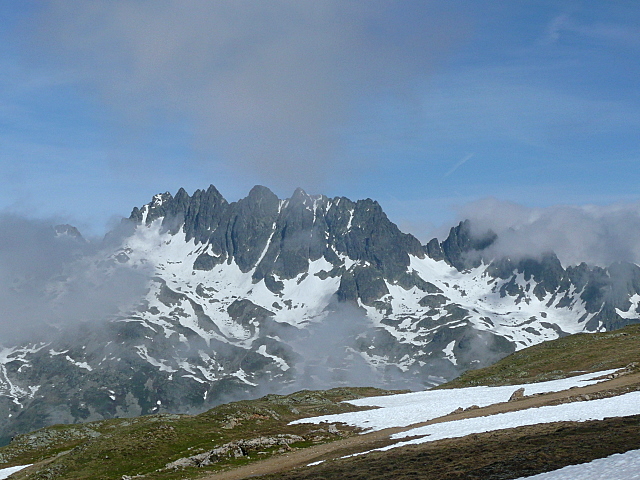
54,224,85,242
129,186,428,293
289,186,312,204
425,220,497,271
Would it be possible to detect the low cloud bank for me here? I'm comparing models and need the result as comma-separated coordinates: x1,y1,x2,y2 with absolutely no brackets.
459,198,640,267
0,214,148,346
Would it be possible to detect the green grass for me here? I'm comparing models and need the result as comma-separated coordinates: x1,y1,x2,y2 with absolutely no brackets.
1,387,402,480
439,324,640,389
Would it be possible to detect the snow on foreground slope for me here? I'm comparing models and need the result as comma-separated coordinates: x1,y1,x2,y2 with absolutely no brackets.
386,391,640,449
291,369,618,431
292,369,640,477
515,449,640,480
0,464,30,479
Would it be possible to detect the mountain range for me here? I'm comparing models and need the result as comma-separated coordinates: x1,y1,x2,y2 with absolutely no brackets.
1,184,639,443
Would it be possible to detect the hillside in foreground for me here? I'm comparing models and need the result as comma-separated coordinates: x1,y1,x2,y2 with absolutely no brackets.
0,324,638,479
441,323,640,388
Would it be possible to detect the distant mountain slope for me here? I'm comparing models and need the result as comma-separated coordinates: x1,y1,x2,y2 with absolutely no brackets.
1,184,639,442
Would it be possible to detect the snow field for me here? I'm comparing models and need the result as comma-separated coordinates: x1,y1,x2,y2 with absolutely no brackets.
407,255,594,348
0,464,31,479
290,370,618,431
294,367,640,480
388,390,640,448
515,449,640,480
107,219,616,391
126,221,603,359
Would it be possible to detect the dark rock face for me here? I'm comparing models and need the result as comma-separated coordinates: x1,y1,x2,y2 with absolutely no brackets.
337,266,390,305
193,253,218,271
425,237,444,261
434,220,496,270
54,224,85,241
227,299,274,330
129,185,426,304
426,219,640,334
419,294,449,308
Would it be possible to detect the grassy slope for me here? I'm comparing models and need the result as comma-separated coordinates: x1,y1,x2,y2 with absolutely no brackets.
0,387,401,480
441,323,640,389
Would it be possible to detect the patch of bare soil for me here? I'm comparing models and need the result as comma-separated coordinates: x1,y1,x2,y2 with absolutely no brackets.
197,372,640,480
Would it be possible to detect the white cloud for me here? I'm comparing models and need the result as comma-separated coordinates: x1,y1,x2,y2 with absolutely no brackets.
543,14,640,48
459,198,640,267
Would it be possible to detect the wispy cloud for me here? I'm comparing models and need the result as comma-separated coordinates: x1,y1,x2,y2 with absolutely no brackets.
543,14,640,48
445,153,474,177
541,14,569,45
25,1,467,193
0,215,149,345
459,198,640,267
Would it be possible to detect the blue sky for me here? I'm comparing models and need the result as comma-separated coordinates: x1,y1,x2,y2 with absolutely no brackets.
1,1,639,242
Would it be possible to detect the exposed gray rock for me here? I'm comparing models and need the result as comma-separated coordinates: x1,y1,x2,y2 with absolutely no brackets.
440,220,496,271
54,224,85,241
419,294,449,308
165,434,304,469
509,387,526,402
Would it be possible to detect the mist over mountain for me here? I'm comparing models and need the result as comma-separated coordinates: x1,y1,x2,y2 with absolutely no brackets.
1,185,639,443
459,197,640,268
0,215,149,345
